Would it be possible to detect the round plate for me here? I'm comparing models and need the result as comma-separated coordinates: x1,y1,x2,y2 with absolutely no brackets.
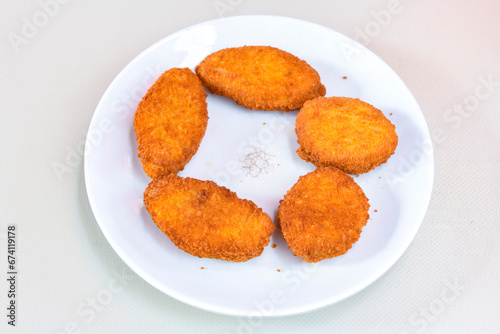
84,15,433,317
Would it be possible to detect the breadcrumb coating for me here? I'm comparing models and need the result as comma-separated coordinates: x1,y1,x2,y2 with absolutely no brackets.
195,46,326,111
133,68,208,178
278,167,370,263
296,97,398,175
144,174,276,262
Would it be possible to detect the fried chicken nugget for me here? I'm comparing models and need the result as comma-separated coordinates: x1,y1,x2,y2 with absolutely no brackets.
296,97,398,175
278,167,370,263
195,46,326,111
144,174,276,262
133,68,208,178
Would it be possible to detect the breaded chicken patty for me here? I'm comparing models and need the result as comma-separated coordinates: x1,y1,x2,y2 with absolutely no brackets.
296,97,398,175
144,174,276,262
278,167,370,263
134,68,208,178
195,46,326,111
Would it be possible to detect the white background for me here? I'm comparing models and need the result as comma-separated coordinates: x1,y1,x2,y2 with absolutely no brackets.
1,0,499,333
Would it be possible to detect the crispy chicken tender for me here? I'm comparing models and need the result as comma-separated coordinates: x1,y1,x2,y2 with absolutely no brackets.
133,68,208,178
296,97,398,175
195,46,326,111
278,167,370,263
144,174,276,262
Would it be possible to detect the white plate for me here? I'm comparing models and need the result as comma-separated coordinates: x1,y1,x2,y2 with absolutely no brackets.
84,15,434,317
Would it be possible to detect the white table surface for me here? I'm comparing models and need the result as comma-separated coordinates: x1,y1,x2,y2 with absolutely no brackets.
1,1,499,333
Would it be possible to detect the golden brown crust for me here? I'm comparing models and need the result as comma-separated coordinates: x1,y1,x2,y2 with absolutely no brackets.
144,174,276,262
133,68,208,178
278,167,370,263
195,46,326,111
296,97,398,175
